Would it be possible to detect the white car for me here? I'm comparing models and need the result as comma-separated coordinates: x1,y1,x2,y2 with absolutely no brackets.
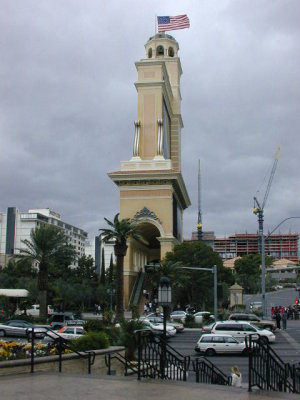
45,326,85,341
195,334,248,356
193,311,215,324
140,314,184,332
211,321,276,344
142,320,176,337
170,311,187,323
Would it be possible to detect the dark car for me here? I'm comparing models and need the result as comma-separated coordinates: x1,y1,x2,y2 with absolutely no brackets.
228,313,276,331
49,313,84,330
0,320,47,338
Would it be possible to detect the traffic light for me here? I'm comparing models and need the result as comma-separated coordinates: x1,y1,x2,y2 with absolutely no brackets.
295,298,299,305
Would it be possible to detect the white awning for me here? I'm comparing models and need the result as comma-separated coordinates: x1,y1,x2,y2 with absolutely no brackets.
0,289,29,298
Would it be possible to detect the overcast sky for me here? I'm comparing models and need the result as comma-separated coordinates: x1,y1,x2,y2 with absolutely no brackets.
1,0,300,241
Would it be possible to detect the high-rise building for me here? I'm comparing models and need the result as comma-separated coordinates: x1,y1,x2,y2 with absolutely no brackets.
0,207,87,268
190,231,299,262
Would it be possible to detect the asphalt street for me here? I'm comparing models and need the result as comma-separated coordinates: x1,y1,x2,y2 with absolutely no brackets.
168,319,300,383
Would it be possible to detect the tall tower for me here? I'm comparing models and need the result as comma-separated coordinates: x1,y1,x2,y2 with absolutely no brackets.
109,33,190,306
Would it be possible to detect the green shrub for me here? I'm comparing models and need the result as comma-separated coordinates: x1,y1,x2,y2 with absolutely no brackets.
118,319,146,360
71,331,109,351
83,320,105,332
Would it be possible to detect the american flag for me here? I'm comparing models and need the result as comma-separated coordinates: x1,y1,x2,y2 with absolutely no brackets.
157,15,190,32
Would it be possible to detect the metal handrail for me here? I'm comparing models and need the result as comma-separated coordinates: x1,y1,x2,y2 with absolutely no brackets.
246,333,297,392
193,357,232,386
26,327,95,374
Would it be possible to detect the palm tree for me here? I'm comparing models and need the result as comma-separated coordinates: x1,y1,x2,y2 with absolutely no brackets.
15,224,75,319
100,213,145,320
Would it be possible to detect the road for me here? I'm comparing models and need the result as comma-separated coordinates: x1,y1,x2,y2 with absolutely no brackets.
244,287,298,316
168,319,300,382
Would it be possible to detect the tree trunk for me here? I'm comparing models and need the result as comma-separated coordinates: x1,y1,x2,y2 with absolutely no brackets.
38,263,48,319
114,243,128,321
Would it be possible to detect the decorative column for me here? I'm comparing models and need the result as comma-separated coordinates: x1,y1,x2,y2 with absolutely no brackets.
156,119,164,158
132,120,141,159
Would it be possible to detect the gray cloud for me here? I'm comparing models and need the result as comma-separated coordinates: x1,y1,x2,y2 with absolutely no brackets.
1,0,300,241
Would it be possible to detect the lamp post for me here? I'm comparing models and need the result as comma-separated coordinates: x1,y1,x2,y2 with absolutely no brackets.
158,276,172,338
158,276,171,378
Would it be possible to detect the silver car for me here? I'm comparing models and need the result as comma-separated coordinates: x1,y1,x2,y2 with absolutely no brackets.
0,320,47,338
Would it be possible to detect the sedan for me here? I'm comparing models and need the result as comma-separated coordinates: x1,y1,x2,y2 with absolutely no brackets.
170,310,187,323
142,320,177,337
195,334,248,356
46,326,85,341
193,311,215,324
141,315,184,332
0,320,47,338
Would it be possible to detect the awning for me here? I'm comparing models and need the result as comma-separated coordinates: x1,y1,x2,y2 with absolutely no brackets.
0,289,29,298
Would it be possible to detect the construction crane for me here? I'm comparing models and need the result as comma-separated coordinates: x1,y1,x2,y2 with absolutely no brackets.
197,159,203,241
253,145,280,318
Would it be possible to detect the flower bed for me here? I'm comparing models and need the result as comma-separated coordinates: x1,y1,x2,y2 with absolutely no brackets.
0,340,71,361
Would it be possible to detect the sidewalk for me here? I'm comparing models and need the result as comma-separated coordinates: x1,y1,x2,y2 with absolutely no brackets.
0,373,298,400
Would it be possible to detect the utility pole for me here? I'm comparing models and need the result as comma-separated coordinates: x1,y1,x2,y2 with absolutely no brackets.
197,159,203,241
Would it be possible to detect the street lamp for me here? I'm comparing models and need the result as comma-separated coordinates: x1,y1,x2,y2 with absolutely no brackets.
158,276,172,338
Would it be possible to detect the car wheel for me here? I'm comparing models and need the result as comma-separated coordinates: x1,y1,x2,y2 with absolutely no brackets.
0,329,6,337
205,348,216,357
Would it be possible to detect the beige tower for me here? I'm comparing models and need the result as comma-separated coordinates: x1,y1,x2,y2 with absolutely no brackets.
109,33,190,307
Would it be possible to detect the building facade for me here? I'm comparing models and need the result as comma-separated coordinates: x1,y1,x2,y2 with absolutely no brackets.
0,207,87,268
85,236,116,275
191,231,299,263
109,33,191,307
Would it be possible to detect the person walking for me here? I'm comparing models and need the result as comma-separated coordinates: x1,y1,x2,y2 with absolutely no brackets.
282,309,287,330
275,311,281,329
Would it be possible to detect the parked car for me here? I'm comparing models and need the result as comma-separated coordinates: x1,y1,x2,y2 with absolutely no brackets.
211,321,275,344
195,334,248,356
228,313,276,331
0,320,47,338
48,313,84,330
45,325,85,341
142,320,177,337
201,322,216,333
249,301,263,312
193,311,215,324
170,310,187,323
141,314,184,332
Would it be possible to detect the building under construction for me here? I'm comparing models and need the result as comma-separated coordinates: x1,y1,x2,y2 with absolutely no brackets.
190,231,299,263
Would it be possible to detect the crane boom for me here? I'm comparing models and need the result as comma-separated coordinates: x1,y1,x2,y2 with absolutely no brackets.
262,145,281,210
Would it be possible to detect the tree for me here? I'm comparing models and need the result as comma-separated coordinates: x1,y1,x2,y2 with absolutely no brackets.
164,241,234,311
234,254,273,294
15,224,75,319
99,213,145,320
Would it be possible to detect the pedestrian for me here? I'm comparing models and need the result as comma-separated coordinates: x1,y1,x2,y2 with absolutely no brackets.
94,304,98,315
275,312,281,329
231,365,242,387
143,303,147,315
97,304,101,315
282,309,287,330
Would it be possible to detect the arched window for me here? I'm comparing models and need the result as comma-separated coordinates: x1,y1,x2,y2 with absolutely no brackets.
156,45,164,57
148,48,152,58
168,47,174,57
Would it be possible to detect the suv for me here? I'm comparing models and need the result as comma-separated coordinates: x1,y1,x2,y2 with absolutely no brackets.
228,313,276,331
211,321,276,344
49,313,83,330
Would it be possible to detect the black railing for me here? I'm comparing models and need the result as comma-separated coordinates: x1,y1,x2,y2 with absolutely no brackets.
193,357,231,386
105,352,139,376
135,329,190,381
27,327,95,374
246,334,300,393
